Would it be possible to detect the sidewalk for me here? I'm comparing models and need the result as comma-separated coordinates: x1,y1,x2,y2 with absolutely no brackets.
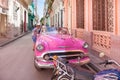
89,49,119,72
0,31,30,47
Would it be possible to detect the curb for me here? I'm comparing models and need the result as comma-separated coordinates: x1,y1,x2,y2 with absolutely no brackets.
88,49,118,73
0,31,31,47
87,63,100,73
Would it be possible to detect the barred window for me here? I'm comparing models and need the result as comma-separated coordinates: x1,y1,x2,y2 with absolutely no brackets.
92,0,114,32
76,0,84,29
13,2,18,20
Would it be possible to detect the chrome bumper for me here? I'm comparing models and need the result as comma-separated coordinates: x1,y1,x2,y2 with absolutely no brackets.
34,60,54,68
34,56,90,69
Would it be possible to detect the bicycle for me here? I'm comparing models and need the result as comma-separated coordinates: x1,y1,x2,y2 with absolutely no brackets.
51,55,120,80
51,56,93,80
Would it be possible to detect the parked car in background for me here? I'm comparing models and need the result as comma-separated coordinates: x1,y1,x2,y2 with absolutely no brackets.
34,26,90,70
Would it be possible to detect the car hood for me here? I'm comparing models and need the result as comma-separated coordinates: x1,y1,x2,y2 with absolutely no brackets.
38,34,84,50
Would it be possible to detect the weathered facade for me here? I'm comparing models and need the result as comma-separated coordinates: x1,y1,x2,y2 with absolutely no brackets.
44,0,64,27
45,0,120,63
51,0,64,27
44,0,53,26
7,0,31,38
63,0,120,62
43,0,49,25
33,0,39,25
28,2,34,31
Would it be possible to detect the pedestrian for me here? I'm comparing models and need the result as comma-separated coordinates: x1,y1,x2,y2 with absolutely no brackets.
32,24,41,51
41,24,46,32
51,25,56,31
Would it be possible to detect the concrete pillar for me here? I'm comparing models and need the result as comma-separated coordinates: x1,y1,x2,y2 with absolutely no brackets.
87,0,93,32
84,0,89,31
71,0,77,29
116,0,120,35
63,0,68,28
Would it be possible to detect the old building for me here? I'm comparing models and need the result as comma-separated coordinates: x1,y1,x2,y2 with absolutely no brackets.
28,0,39,31
51,0,64,27
44,0,64,27
7,0,32,38
33,0,39,25
43,0,52,26
45,0,120,63
63,0,120,62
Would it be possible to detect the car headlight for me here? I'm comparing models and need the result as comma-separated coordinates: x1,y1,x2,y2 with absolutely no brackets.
83,42,89,49
36,44,44,51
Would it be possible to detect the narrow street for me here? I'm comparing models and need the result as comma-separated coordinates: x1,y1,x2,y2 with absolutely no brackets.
0,0,120,80
0,34,52,80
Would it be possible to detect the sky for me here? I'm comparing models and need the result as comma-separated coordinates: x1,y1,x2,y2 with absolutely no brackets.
37,0,45,20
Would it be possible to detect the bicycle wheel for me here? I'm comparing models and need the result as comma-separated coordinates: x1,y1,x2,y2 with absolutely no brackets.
59,74,73,80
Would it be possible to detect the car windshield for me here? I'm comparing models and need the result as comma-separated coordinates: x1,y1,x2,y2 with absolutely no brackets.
41,26,69,35
41,26,58,34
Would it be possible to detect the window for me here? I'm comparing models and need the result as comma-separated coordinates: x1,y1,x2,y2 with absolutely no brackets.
93,0,114,32
76,0,84,28
13,2,18,20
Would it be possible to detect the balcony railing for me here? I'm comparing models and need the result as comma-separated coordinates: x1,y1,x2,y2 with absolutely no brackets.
92,31,111,53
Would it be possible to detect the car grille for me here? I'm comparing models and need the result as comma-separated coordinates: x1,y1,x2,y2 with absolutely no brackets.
43,51,87,61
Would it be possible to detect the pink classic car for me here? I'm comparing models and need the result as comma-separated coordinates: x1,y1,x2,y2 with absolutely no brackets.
34,26,90,70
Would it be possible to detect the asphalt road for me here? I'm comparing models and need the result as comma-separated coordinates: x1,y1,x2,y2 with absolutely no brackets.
0,33,53,80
